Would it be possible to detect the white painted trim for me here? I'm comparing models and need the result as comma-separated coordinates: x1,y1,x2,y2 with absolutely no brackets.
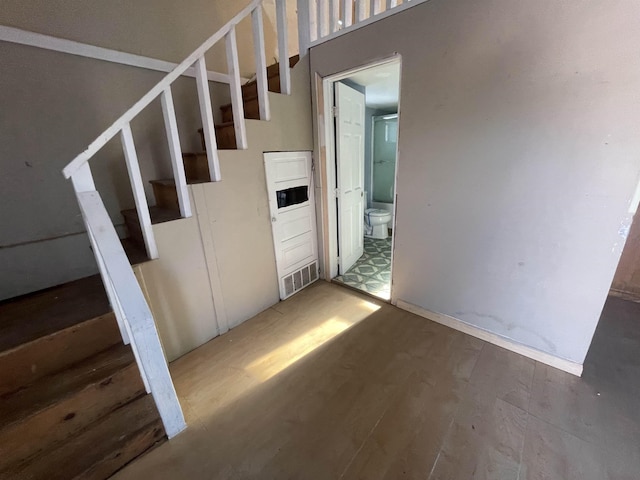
297,0,312,56
225,26,248,150
161,88,192,218
120,124,159,260
77,191,186,439
318,55,401,288
276,0,292,95
0,25,246,84
195,56,222,182
309,0,431,47
252,5,271,121
62,0,262,179
396,299,584,377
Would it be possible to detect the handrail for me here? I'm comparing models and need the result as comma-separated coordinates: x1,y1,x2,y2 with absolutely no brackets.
62,0,262,179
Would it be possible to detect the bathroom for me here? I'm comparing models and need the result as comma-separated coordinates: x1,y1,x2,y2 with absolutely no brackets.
332,60,400,300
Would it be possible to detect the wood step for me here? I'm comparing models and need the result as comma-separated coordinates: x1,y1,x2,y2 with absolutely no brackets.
150,179,180,210
121,206,182,248
197,123,237,151
0,275,111,355
0,311,121,396
0,343,145,470
240,54,301,98
241,74,285,99
220,94,261,123
183,152,211,182
215,121,237,149
8,394,165,480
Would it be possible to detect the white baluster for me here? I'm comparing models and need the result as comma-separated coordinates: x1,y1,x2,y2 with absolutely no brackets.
160,87,192,217
225,26,248,149
355,0,366,21
276,0,291,95
252,5,271,121
317,0,325,38
370,0,382,15
120,123,159,260
343,0,353,28
386,0,398,8
194,56,221,182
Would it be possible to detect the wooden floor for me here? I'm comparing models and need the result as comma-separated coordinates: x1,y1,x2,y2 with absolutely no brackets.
112,282,640,479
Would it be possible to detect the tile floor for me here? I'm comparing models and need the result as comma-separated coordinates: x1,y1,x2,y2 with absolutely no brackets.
113,283,640,480
334,236,392,299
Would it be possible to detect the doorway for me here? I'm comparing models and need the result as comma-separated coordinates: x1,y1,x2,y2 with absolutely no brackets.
318,57,401,301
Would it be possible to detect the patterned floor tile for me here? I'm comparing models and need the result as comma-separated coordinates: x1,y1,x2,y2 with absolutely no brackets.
334,237,392,300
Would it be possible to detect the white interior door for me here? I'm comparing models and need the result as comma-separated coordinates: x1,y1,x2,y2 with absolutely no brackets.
335,82,365,274
264,152,319,300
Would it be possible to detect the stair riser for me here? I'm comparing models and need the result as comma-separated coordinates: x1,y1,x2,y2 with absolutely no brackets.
198,128,237,151
0,313,121,396
12,394,165,480
216,125,237,150
75,419,164,480
221,97,261,123
123,213,145,248
241,75,282,98
183,154,210,182
0,363,145,470
151,182,179,210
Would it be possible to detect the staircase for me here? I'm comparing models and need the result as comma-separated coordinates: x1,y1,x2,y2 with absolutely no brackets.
0,276,165,479
120,55,300,256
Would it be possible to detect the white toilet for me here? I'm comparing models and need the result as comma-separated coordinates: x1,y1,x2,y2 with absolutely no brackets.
364,208,392,239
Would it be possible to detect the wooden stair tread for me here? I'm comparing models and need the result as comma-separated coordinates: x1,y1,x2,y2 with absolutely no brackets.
121,206,181,225
0,275,110,353
10,394,165,480
0,343,135,429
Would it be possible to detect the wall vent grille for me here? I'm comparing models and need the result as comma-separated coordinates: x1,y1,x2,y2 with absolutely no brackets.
280,261,319,299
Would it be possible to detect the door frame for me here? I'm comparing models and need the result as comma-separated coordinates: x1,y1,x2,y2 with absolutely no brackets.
314,54,402,304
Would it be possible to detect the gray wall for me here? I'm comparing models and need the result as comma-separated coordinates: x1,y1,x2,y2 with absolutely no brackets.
311,0,640,364
0,0,296,299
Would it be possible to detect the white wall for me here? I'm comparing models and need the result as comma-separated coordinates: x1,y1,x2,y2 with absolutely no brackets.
310,0,640,364
0,0,298,299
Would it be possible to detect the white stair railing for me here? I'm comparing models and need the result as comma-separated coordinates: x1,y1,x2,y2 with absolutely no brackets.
62,0,293,439
297,0,428,52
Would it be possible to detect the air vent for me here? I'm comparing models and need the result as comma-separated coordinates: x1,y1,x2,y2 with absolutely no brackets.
280,261,319,299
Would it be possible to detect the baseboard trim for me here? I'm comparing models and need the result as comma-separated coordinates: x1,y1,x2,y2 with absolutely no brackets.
396,299,583,377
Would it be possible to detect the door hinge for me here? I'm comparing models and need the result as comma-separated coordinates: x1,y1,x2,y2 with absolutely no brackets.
332,106,339,117
336,256,340,265
334,188,340,198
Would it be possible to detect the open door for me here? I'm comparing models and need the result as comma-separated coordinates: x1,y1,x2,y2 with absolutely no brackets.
335,82,365,274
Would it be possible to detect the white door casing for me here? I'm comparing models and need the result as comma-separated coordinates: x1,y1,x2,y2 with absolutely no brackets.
335,82,365,274
264,151,319,299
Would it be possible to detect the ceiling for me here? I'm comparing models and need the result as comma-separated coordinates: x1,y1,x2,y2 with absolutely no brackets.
346,62,400,109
